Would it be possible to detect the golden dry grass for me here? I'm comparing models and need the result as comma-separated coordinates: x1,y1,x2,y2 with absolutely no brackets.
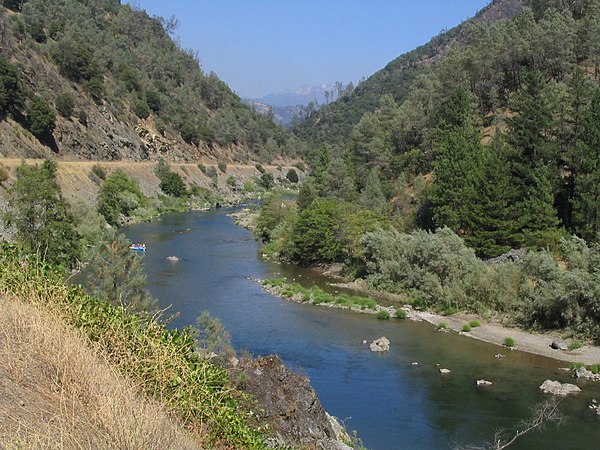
0,295,202,450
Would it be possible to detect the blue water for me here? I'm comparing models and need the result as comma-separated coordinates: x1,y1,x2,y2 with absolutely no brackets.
125,208,600,450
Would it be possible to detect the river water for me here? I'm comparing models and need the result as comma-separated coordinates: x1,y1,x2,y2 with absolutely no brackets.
124,208,600,450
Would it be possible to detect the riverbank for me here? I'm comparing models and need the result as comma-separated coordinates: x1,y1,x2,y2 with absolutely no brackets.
258,272,600,366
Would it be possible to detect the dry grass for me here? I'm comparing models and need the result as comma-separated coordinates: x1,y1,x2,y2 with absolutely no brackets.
0,295,202,450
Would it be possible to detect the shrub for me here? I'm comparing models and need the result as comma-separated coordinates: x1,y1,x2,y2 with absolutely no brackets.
462,324,472,332
377,310,391,320
590,364,600,374
198,163,207,173
160,172,187,197
90,164,106,181
0,164,8,183
293,161,306,172
437,322,447,330
258,172,275,190
132,98,150,119
28,96,56,139
78,110,88,126
395,309,407,319
568,341,582,351
255,163,265,174
286,168,299,183
469,320,481,328
97,170,145,226
504,337,515,348
55,92,74,117
226,175,237,188
206,166,218,180
218,161,227,173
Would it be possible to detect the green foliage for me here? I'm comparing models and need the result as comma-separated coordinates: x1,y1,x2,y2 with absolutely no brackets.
462,324,472,332
286,168,299,183
258,172,275,190
469,320,480,328
27,96,56,140
195,311,235,361
504,337,515,348
90,163,106,181
97,169,145,226
376,310,391,320
131,97,150,119
0,246,267,449
78,109,88,126
160,171,187,197
395,309,407,319
226,175,237,188
568,341,582,351
4,161,80,268
198,163,207,173
86,233,158,315
0,55,22,115
437,322,448,330
55,92,74,118
218,161,227,173
206,165,218,180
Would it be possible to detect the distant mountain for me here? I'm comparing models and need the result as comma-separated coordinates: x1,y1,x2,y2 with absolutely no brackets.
292,0,525,148
244,100,304,127
254,83,344,107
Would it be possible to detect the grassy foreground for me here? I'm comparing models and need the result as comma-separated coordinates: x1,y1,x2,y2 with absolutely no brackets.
0,245,267,449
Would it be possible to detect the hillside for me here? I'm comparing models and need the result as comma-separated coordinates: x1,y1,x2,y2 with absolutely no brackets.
0,0,304,162
292,0,524,149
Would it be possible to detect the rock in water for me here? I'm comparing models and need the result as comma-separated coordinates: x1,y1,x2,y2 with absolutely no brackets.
476,379,492,386
234,355,351,449
439,368,451,374
369,337,390,352
539,380,581,396
550,339,568,350
166,256,180,262
574,366,600,381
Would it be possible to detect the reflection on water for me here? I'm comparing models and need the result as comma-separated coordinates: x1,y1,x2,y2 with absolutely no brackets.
124,209,600,450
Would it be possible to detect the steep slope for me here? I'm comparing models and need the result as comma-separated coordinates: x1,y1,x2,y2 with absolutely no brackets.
0,0,302,162
292,0,524,149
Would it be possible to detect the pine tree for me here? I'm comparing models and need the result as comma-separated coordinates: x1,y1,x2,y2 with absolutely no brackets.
571,89,600,240
359,167,387,213
86,233,158,315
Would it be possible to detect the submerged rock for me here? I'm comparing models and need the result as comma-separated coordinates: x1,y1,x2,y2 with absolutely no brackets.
439,368,451,374
476,379,492,386
539,380,581,396
370,337,390,352
166,256,180,262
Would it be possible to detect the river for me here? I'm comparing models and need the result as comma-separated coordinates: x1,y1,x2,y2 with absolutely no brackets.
124,208,600,450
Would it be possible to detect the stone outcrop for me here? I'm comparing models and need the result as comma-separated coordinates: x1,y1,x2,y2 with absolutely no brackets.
551,339,568,351
369,337,390,352
539,380,581,396
233,355,351,450
574,366,600,381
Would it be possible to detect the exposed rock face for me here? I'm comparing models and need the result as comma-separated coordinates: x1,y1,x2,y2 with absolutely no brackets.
486,248,528,265
234,355,351,450
369,337,390,352
539,380,581,396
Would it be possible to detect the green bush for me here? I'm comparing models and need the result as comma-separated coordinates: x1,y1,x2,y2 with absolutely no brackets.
28,96,56,139
55,93,74,118
437,322,447,330
206,166,218,180
377,310,391,320
395,309,407,319
226,175,237,188
160,172,187,197
504,337,515,348
568,341,582,351
255,163,265,174
198,163,207,173
78,110,88,126
286,168,299,183
258,172,275,190
97,170,145,226
132,97,150,119
462,324,472,332
469,320,480,328
218,161,227,173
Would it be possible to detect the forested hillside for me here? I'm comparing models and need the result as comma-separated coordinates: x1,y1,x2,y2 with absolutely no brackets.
257,0,600,338
0,0,303,161
292,0,525,149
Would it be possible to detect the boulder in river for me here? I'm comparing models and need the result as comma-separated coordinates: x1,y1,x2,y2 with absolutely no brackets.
550,339,568,350
539,380,581,396
574,366,600,381
370,337,390,352
166,256,180,262
476,379,492,386
439,368,451,374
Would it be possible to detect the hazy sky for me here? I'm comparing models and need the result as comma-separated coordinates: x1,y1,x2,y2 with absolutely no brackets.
128,1,490,98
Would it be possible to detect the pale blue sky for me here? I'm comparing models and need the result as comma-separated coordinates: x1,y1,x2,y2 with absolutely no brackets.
128,1,490,98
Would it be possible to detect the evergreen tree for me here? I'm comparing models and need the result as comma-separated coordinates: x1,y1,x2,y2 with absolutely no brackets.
297,178,318,211
571,89,600,240
4,160,81,268
320,157,356,201
359,167,387,213
86,233,158,315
